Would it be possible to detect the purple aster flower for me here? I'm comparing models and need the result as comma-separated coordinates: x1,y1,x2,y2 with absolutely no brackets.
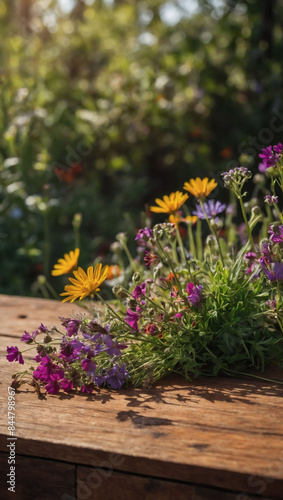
105,363,129,389
124,309,140,331
60,379,74,392
268,225,283,244
259,258,283,281
135,227,153,247
193,200,226,220
21,331,33,343
187,283,203,307
6,346,24,364
132,283,146,298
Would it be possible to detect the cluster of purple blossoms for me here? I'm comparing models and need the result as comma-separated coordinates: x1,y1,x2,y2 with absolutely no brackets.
7,317,129,394
193,200,226,220
258,143,283,172
187,283,203,307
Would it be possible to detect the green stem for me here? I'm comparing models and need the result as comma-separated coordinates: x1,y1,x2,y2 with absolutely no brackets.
238,196,257,254
273,203,283,224
196,219,202,261
199,200,224,265
96,292,133,331
173,215,187,264
120,241,138,272
187,222,197,260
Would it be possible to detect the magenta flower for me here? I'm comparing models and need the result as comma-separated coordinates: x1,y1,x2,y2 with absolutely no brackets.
135,227,153,247
21,331,33,343
6,346,24,364
258,144,283,172
45,375,61,395
187,283,203,306
124,309,140,331
268,225,283,244
132,283,146,298
61,379,74,392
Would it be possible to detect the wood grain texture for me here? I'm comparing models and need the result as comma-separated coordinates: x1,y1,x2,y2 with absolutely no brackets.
0,452,76,500
1,294,283,498
77,466,276,500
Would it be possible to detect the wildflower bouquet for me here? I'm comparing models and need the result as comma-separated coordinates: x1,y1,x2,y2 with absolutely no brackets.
7,144,283,394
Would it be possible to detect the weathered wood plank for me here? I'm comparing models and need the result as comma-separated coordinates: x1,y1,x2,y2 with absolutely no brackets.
1,294,283,498
77,466,276,500
0,452,76,500
0,294,84,338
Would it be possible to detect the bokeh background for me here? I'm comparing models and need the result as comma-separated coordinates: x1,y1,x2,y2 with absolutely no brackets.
1,0,283,296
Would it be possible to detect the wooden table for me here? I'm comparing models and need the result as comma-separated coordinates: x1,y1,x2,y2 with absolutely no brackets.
0,294,283,500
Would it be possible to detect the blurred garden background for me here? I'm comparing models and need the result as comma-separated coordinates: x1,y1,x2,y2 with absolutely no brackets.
1,0,283,296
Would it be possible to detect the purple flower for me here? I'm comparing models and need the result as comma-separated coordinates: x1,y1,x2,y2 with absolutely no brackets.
259,258,283,281
21,331,33,343
60,339,76,361
45,375,61,395
273,143,283,153
61,379,74,392
268,225,283,244
81,358,96,374
193,200,226,220
135,227,153,247
81,384,94,394
105,364,129,389
258,144,282,171
187,283,203,306
38,323,48,333
124,309,140,331
264,195,278,206
33,355,54,382
261,242,273,264
132,283,146,298
6,346,24,364
244,252,257,261
66,319,81,337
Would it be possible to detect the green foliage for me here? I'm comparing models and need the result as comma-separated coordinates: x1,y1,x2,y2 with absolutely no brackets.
1,0,283,294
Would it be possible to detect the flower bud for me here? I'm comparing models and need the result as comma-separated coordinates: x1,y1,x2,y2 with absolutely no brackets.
132,272,141,282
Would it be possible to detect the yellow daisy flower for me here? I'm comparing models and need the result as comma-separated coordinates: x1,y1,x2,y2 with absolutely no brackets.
51,248,80,276
60,264,108,303
183,177,217,199
150,191,189,215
